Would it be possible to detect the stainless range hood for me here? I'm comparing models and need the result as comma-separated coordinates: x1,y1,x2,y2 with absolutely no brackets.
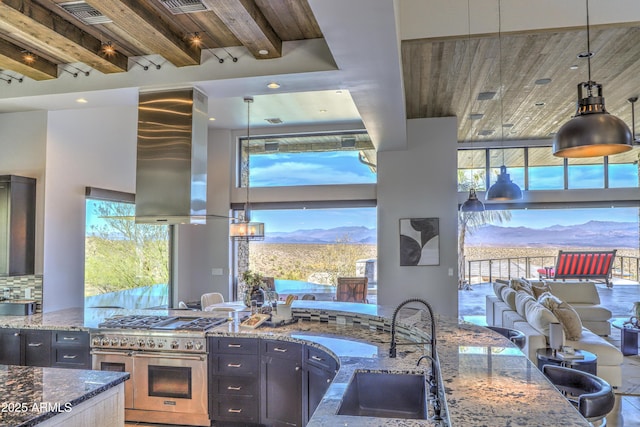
135,87,213,224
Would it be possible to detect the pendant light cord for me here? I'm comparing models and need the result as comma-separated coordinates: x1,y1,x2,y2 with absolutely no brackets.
586,0,593,95
244,97,253,222
498,0,505,161
467,0,475,187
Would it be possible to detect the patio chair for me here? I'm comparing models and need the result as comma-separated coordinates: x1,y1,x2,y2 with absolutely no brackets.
334,277,369,303
201,292,224,309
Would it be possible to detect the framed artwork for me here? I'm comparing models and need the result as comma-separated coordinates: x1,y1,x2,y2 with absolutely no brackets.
399,218,439,266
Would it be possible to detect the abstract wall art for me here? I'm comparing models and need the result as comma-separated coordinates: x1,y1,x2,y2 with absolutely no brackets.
399,218,439,266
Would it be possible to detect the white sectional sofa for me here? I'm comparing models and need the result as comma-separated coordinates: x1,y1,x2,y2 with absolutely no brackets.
485,279,623,387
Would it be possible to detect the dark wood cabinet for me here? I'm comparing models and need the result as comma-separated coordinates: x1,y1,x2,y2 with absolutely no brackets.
260,340,303,427
303,347,337,424
0,328,21,365
51,330,90,369
0,175,36,276
0,328,89,369
22,329,51,367
209,337,260,424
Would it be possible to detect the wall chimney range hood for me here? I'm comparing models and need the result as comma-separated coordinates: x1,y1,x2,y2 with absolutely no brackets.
135,87,218,224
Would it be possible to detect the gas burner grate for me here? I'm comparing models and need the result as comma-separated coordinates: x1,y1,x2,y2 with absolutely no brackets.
175,317,228,331
98,315,172,329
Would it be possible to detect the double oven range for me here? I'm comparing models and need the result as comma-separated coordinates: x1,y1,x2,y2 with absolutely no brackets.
91,314,227,426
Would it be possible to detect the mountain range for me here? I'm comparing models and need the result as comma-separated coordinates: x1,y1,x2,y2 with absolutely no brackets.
264,226,376,244
465,220,638,248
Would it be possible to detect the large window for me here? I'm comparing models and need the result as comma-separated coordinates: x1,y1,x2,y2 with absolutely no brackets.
609,150,639,188
241,132,376,187
457,149,486,191
489,148,525,190
528,147,564,190
568,156,604,189
241,207,377,300
84,192,170,309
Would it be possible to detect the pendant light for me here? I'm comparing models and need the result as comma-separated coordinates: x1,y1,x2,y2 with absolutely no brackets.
230,97,265,241
552,0,632,158
486,0,522,201
460,0,484,212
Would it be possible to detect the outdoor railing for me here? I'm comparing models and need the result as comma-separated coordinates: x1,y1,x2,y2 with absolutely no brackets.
465,254,640,284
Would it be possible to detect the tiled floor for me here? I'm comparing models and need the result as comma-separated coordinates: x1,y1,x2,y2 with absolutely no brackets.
459,280,640,426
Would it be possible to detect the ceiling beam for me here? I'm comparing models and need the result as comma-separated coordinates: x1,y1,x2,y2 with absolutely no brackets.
0,0,128,74
84,0,200,67
203,0,282,58
0,37,57,80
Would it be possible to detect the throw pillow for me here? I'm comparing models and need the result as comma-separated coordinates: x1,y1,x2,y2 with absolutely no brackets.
510,278,533,296
531,281,551,299
538,292,582,340
525,300,560,336
500,287,517,311
493,282,508,301
515,291,536,317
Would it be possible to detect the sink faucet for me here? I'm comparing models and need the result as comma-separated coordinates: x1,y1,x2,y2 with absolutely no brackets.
389,298,442,421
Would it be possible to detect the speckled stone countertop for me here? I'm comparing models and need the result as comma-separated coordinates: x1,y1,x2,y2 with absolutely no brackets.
0,302,590,427
0,365,128,427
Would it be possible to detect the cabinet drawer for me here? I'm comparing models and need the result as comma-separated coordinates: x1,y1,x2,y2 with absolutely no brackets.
52,347,90,369
23,330,51,367
305,346,337,371
214,354,259,376
211,376,258,397
212,396,259,423
52,331,88,347
210,337,259,354
262,339,302,360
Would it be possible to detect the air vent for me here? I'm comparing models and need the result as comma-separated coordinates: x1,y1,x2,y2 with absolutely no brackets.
59,1,112,25
477,130,494,136
160,0,209,14
477,92,496,101
469,113,484,120
265,118,283,124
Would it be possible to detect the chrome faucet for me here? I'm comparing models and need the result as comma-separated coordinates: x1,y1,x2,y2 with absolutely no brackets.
389,298,442,421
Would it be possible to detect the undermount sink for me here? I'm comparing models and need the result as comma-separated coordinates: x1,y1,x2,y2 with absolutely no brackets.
337,372,427,419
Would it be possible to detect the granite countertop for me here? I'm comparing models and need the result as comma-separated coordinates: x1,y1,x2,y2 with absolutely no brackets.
0,303,591,427
0,365,129,427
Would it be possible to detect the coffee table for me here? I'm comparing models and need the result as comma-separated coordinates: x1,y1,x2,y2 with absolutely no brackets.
536,348,597,375
612,319,640,356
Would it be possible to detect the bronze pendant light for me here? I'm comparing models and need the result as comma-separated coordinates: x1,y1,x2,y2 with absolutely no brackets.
460,0,485,212
486,0,522,201
552,0,633,158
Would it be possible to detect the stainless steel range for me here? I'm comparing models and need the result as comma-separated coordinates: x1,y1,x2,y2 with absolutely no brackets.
91,314,227,426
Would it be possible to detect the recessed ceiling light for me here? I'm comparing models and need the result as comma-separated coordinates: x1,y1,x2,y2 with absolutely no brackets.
319,109,327,113
76,98,88,104
209,117,216,121
569,65,579,70
469,113,484,120
577,51,594,59
477,130,494,136
265,118,283,124
267,82,280,89
335,90,343,94
535,78,552,85
477,92,496,101
535,102,545,107
258,49,269,55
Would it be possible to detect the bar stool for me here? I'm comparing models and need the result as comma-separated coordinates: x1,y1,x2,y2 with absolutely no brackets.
542,365,614,426
485,326,526,350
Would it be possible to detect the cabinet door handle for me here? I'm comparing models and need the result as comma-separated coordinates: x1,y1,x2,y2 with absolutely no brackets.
13,332,19,337
227,363,242,368
227,344,242,348
28,342,43,347
227,386,242,391
326,378,331,383
227,408,243,414
62,337,78,341
295,366,300,371
274,347,288,353
311,355,324,361
63,355,78,359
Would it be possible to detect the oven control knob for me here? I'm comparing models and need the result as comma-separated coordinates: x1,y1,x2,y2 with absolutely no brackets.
138,339,145,348
185,341,194,350
194,342,203,351
170,341,179,349
147,340,155,348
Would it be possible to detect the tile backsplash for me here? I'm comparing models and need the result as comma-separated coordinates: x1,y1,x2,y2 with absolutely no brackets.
0,275,43,313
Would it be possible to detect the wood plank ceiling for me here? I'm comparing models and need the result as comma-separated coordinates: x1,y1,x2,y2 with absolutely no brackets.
0,0,322,81
402,23,640,147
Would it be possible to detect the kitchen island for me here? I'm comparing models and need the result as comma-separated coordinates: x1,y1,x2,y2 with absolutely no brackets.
0,364,128,427
0,302,591,427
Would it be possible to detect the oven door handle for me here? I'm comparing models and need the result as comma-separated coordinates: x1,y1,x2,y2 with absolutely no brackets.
91,350,133,357
132,352,206,361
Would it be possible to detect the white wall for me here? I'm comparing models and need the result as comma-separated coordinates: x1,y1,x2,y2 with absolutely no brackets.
43,106,137,312
0,111,47,273
377,117,459,317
